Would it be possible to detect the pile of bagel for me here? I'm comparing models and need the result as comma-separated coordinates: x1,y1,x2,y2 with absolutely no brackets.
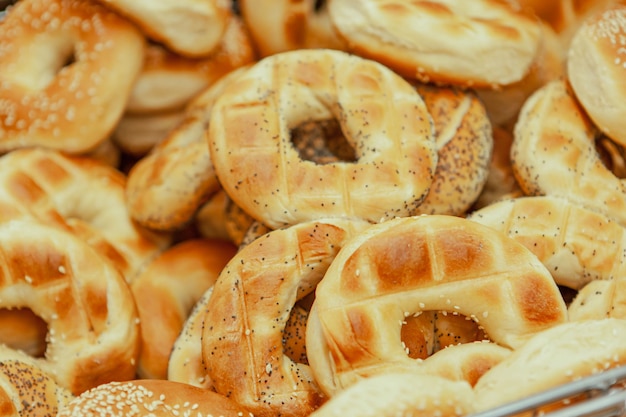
1,0,626,416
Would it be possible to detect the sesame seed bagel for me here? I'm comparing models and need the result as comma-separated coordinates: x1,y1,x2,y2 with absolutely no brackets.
208,49,437,229
0,219,140,396
512,79,626,227
56,379,254,417
0,0,145,154
0,147,170,283
327,0,542,87
202,217,372,417
568,1,626,147
307,215,567,396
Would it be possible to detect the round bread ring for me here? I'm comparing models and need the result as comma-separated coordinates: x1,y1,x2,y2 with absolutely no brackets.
0,356,74,416
309,372,477,417
126,66,251,232
307,215,568,396
92,0,233,58
201,217,372,417
208,49,437,229
0,218,140,395
0,0,145,154
57,379,254,417
169,286,311,390
567,2,626,147
131,237,236,380
239,0,347,57
512,79,626,227
411,83,493,216
473,318,626,412
468,195,626,291
327,0,542,87
126,17,256,115
0,147,171,283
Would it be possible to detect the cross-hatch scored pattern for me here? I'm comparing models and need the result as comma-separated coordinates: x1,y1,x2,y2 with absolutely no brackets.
513,80,626,228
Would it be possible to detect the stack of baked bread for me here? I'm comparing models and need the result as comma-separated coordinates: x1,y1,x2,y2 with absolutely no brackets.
0,0,625,416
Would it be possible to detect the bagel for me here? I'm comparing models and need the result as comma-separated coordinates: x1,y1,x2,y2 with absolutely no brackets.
0,0,145,154
239,0,347,57
411,83,493,216
512,79,626,227
56,379,254,417
91,0,233,58
202,217,372,416
0,356,74,417
126,66,251,232
308,372,477,417
327,0,542,87
0,147,170,283
568,1,626,147
125,17,256,115
0,219,140,395
307,215,568,396
208,49,437,229
468,195,626,291
474,318,626,412
131,238,237,380
193,188,233,242
169,288,312,390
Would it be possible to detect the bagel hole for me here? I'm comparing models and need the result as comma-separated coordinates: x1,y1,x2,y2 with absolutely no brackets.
291,119,357,164
314,0,325,11
0,308,48,358
282,295,315,365
596,136,626,179
401,311,489,360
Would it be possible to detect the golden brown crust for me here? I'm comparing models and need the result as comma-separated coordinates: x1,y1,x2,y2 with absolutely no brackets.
131,238,237,380
0,219,140,395
512,79,626,227
328,0,542,87
126,66,251,232
202,218,371,417
0,147,170,283
411,83,493,215
208,49,437,229
307,215,567,396
92,0,233,58
469,195,626,291
239,0,347,57
568,1,626,147
57,379,254,417
0,0,145,154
